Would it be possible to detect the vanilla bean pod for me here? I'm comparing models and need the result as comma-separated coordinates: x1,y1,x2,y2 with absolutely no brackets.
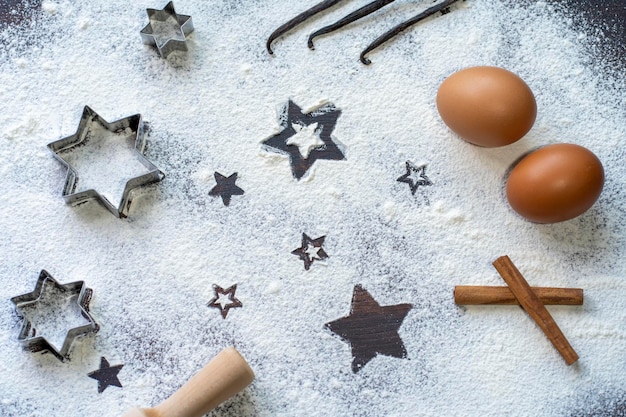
267,0,345,54
360,0,460,64
308,0,396,49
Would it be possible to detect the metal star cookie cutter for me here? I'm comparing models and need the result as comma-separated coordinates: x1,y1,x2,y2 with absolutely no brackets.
140,1,194,58
10,270,99,362
47,106,164,218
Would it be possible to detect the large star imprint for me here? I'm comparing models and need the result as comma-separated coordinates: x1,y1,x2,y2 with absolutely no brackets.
10,270,99,361
88,357,124,393
325,285,413,373
47,106,163,218
261,100,345,180
209,172,244,206
140,1,194,58
208,284,243,319
291,233,328,270
397,160,433,195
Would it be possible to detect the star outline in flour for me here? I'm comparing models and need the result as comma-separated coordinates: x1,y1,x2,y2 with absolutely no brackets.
88,356,124,393
47,106,164,218
10,270,99,362
261,100,345,180
140,1,194,58
325,285,412,373
209,172,245,206
397,160,433,195
208,284,243,319
291,233,329,270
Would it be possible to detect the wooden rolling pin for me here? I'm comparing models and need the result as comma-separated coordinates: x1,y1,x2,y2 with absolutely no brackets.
122,347,254,417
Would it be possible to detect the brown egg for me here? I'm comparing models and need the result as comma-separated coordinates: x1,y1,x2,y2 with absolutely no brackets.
506,144,604,223
436,66,537,147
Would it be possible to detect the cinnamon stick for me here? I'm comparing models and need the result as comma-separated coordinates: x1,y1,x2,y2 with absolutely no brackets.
454,286,583,305
492,255,579,365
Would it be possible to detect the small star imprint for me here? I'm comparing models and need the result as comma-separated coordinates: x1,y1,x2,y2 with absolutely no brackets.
208,284,243,319
88,356,124,393
397,160,433,195
261,100,345,180
291,233,328,270
325,285,413,373
209,172,244,206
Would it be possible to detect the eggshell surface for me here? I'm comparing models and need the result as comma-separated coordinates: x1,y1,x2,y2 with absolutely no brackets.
436,66,537,147
506,143,604,223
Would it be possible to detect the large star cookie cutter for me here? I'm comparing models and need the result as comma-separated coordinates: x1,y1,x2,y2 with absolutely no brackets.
10,270,99,362
47,106,164,218
140,1,194,58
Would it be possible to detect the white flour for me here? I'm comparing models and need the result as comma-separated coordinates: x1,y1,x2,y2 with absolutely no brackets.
0,1,625,416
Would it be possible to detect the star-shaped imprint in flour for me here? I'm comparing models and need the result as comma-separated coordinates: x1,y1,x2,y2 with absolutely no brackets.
325,285,412,373
291,233,329,270
47,106,163,218
209,172,244,206
88,356,124,393
262,100,345,180
208,284,243,319
397,160,433,195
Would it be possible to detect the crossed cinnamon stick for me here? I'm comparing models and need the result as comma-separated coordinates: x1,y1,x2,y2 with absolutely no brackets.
455,255,581,365
454,286,583,305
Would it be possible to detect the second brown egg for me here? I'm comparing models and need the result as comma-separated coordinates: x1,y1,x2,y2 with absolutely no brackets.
506,143,604,223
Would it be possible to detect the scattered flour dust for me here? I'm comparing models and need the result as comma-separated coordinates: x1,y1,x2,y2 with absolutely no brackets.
0,1,625,417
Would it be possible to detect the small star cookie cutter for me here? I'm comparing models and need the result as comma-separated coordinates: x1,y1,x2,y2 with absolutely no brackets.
10,270,99,362
47,106,164,218
140,1,194,58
